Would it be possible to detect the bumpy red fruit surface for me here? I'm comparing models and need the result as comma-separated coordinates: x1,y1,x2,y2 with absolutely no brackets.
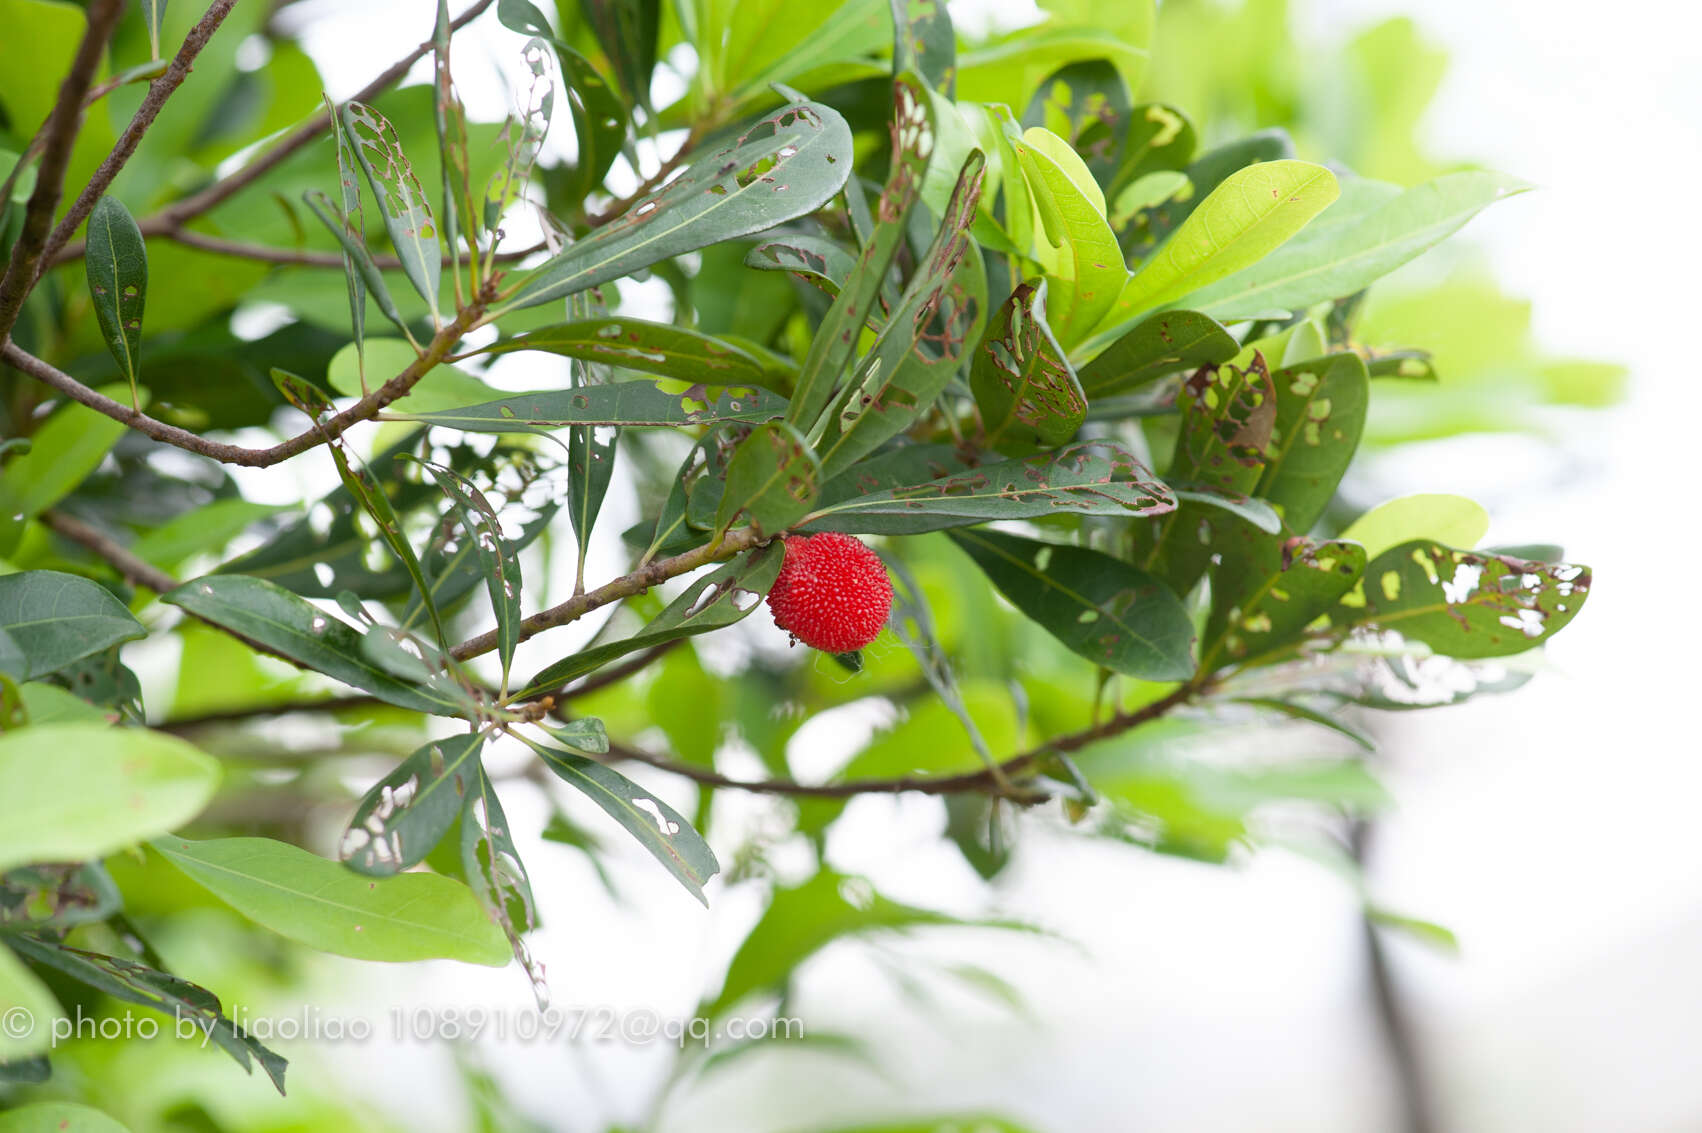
766,533,893,653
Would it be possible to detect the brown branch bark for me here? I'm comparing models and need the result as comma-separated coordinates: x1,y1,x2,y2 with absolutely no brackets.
0,0,125,344
160,227,544,270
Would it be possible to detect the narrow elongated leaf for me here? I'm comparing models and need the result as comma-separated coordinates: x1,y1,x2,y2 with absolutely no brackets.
324,94,369,388
1335,543,1591,659
1167,483,1282,534
1340,493,1489,560
497,0,625,202
971,279,1086,446
891,0,955,93
580,0,658,110
0,724,218,873
1077,309,1237,396
716,420,821,536
0,571,144,680
84,196,147,405
815,152,988,478
339,101,442,323
1200,519,1367,670
6,935,286,1093
342,732,483,876
400,381,787,432
950,529,1196,680
1012,129,1124,347
301,189,410,337
163,576,463,715
519,543,784,698
1255,353,1369,531
787,76,935,428
1184,171,1532,320
141,0,168,56
805,440,1173,534
1104,160,1338,330
533,739,719,903
413,460,523,686
477,318,789,388
504,99,852,312
153,836,510,965
461,763,544,996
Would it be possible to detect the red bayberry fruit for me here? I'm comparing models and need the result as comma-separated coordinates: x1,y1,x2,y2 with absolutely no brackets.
766,533,893,653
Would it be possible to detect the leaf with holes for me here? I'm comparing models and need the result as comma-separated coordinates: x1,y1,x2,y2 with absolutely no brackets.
503,99,852,312
716,420,821,537
816,152,987,479
971,279,1086,447
323,94,371,386
1171,352,1278,495
496,0,625,203
302,189,410,338
339,101,442,323
83,196,147,406
581,0,658,111
1335,543,1591,659
745,232,859,298
0,571,144,680
163,576,464,716
1012,128,1124,348
891,0,956,93
411,460,523,687
476,317,789,389
1254,352,1368,531
805,440,1172,535
1200,518,1367,671
153,835,510,965
532,738,719,904
1023,60,1130,186
788,75,937,429
401,381,787,432
518,542,785,698
462,763,544,994
1077,309,1237,397
1109,102,1195,199
0,862,121,932
341,733,483,876
950,529,1196,681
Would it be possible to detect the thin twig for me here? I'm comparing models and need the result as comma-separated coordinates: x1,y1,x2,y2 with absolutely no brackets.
0,0,124,343
46,0,499,267
36,0,242,276
161,226,543,270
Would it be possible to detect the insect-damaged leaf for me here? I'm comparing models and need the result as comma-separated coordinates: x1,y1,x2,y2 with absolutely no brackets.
163,576,464,716
1109,102,1196,198
302,189,411,339
1022,59,1131,187
1334,542,1591,660
461,763,544,997
83,196,147,407
815,151,988,479
323,94,370,387
0,570,144,680
517,542,785,698
531,738,719,904
1255,352,1369,532
476,317,790,389
971,279,1086,447
0,862,122,932
1171,351,1278,495
716,420,821,536
502,98,852,312
949,528,1196,681
1077,308,1238,398
412,460,523,689
1199,518,1367,671
398,381,787,432
788,74,937,430
804,440,1174,535
498,0,626,203
745,232,859,297
339,101,442,324
891,0,956,94
342,732,483,876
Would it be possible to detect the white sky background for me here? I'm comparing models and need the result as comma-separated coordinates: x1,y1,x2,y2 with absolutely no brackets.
237,1,1702,1130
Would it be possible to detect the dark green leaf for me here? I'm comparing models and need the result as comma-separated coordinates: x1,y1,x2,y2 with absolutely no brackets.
1022,60,1130,185
83,196,148,405
950,529,1196,681
1255,353,1369,531
341,732,484,877
411,460,524,688
398,380,787,431
970,279,1085,447
0,571,144,680
1200,520,1367,670
579,0,658,112
461,764,544,996
716,420,822,536
476,317,789,389
1170,352,1277,495
301,189,411,338
339,101,442,323
1109,102,1196,197
891,0,956,94
1077,309,1237,397
744,231,859,297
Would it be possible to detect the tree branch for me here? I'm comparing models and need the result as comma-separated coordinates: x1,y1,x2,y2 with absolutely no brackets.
42,510,178,594
0,0,124,344
46,0,499,267
160,226,543,270
36,0,241,276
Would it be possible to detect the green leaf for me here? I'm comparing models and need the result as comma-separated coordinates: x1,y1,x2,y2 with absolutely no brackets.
476,317,789,389
412,460,523,687
1184,171,1532,321
1077,308,1237,397
890,0,955,93
1255,353,1369,531
1336,543,1591,659
1118,128,1293,260
950,528,1196,680
0,862,121,931
341,732,484,877
1200,520,1367,670
804,440,1174,535
0,393,128,555
711,0,888,108
1011,129,1123,347
324,93,370,387
6,936,286,1094
398,380,787,432
580,0,659,110
302,189,410,339
744,232,859,297
140,0,167,56
1109,102,1196,196
518,543,784,698
532,739,719,904
1171,352,1278,495
325,338,489,413
971,279,1085,447
503,99,852,312
339,101,442,323
497,0,626,202
1167,484,1282,534
1102,160,1339,330
163,576,464,715
1022,60,1131,186
1340,493,1490,560
0,571,145,680
83,196,148,406
0,940,65,1061
0,1104,131,1131
152,835,510,966
956,23,1149,106
0,724,219,872
716,420,822,537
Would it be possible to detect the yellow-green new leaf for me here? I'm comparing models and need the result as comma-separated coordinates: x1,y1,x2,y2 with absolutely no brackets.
1013,129,1125,348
